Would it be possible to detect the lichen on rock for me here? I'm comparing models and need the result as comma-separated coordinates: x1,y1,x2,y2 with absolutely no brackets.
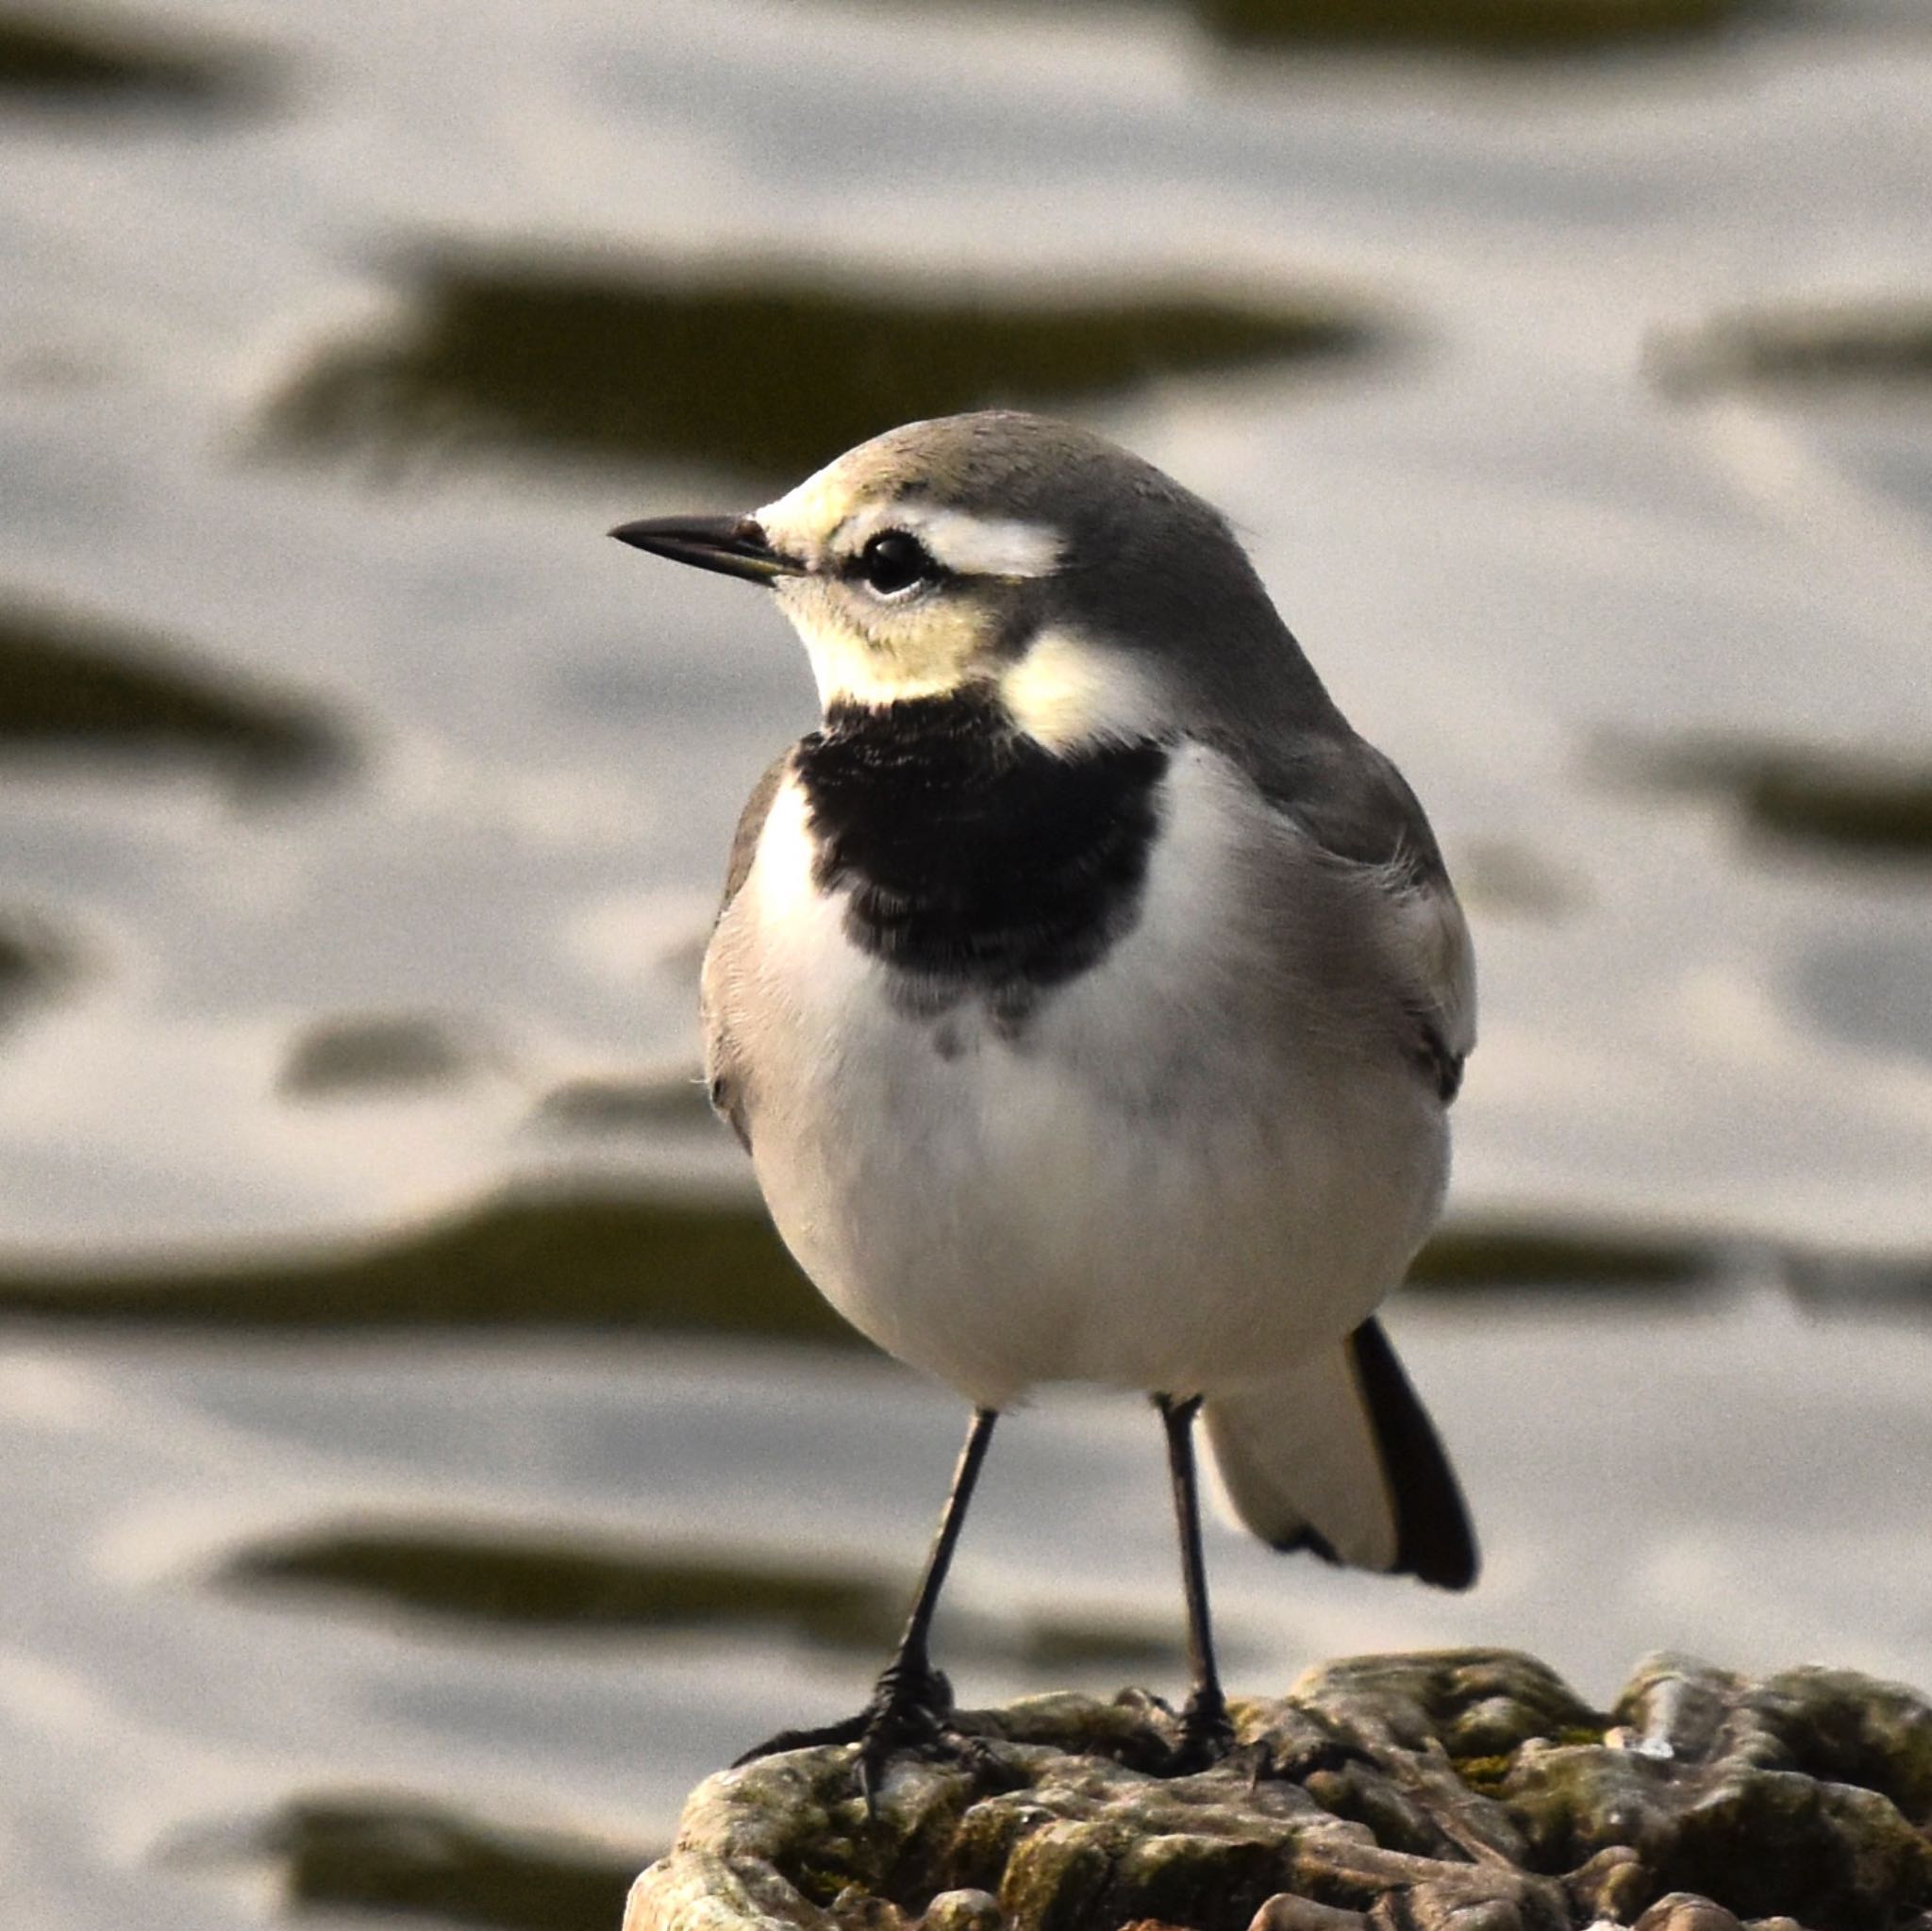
626,1649,1932,1931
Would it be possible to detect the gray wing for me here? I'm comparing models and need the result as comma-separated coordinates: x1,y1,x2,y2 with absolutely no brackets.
1219,723,1476,1103
719,752,790,917
702,751,791,1152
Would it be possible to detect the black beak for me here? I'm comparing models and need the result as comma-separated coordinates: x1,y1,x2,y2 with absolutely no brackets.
608,513,800,586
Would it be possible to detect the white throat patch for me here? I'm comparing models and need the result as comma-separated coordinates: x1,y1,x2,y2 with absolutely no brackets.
779,592,970,709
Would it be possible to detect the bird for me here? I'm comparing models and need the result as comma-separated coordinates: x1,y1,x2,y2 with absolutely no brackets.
611,409,1477,1794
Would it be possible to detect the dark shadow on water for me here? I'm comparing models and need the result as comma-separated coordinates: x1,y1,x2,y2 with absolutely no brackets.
860,0,1744,51
214,1520,1177,1671
0,1187,1740,1332
1452,837,1590,923
0,595,350,790
280,1013,496,1099
1790,934,1932,1070
185,1791,651,1931
1193,0,1739,51
533,1071,722,1138
1600,732,1932,866
0,6,267,109
1787,1247,1932,1316
1650,300,1932,397
260,253,1383,486
0,1185,846,1338
0,907,78,1032
1406,1217,1719,1294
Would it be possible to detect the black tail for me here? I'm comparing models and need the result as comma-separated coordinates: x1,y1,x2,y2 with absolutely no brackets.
1348,1316,1478,1589
1202,1316,1478,1590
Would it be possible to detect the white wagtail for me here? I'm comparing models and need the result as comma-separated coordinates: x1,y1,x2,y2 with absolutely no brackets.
613,410,1476,1789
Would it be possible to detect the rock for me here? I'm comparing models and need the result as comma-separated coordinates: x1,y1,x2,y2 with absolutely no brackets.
1631,1896,1741,1931
625,1650,1932,1931
924,1891,1004,1931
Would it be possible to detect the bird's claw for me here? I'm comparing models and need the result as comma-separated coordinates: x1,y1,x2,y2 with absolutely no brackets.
1159,1686,1238,1774
736,1659,981,1815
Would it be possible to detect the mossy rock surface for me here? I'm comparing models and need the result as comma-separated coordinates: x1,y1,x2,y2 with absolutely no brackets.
627,1649,1932,1931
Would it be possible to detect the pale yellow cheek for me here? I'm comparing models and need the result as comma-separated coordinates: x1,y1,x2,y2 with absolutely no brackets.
779,589,986,707
999,627,1158,751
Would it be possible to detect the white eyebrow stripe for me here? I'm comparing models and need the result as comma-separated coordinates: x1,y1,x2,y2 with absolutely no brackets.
890,507,1062,579
752,478,1063,578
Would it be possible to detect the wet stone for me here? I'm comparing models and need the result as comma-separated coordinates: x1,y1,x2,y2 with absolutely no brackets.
923,1889,1004,1931
1631,1896,1743,1931
625,1650,1932,1931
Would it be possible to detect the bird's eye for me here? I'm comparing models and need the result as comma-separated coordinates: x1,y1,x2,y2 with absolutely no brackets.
857,530,935,596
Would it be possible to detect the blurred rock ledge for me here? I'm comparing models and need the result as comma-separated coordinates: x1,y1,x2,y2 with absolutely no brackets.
257,253,1383,487
627,1648,1932,1931
2,1185,1924,1331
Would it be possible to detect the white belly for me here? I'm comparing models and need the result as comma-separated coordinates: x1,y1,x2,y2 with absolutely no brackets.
708,745,1448,1409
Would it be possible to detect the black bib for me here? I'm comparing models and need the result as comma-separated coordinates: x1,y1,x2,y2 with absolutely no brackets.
794,690,1169,1014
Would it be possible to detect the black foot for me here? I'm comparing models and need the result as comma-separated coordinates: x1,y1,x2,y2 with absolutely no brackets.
733,1662,983,1811
1160,1686,1238,1774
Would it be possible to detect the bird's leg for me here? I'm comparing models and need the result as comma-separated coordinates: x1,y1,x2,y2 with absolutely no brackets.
1155,1392,1236,1771
734,1407,999,1805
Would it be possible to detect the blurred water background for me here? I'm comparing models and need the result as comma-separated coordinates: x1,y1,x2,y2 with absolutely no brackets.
4,1,1932,1925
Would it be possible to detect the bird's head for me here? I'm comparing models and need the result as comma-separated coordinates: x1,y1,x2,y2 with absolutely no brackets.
613,410,1324,751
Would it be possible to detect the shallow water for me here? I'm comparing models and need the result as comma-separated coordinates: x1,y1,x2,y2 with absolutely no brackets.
3,1,1931,1924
